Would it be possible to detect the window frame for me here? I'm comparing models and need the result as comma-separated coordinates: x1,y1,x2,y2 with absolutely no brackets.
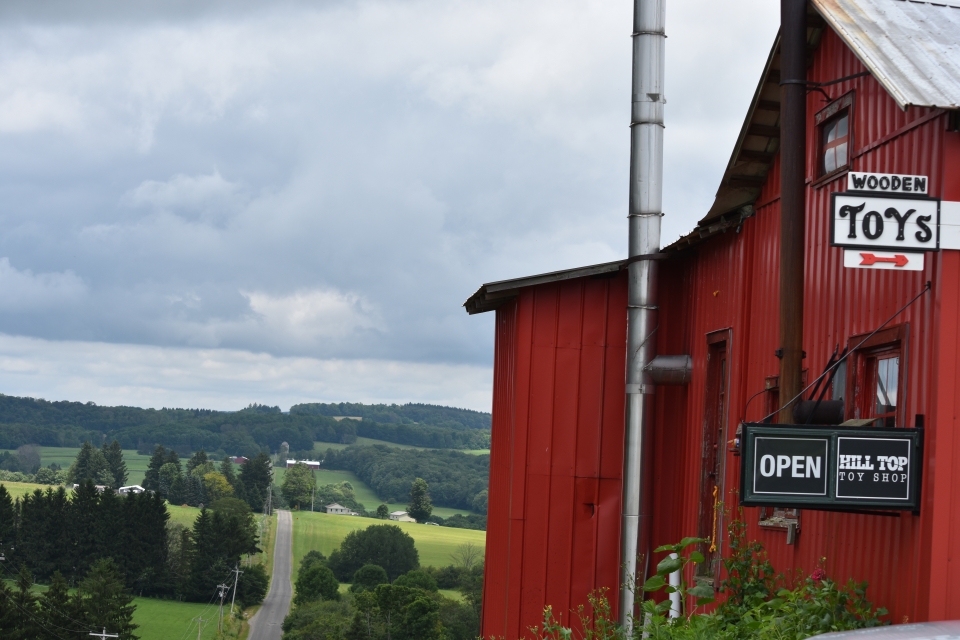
844,324,909,428
814,92,855,183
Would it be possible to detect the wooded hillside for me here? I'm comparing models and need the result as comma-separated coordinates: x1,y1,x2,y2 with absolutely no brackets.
0,395,490,455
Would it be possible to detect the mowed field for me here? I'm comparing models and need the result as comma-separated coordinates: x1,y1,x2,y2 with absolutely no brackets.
4,582,231,640
290,510,485,572
314,437,489,456
1,446,153,485
274,466,477,519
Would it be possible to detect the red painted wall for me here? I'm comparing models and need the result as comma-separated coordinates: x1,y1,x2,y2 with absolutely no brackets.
482,275,627,638
481,25,957,637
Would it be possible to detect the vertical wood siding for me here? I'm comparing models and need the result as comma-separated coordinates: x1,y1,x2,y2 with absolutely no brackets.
481,274,627,639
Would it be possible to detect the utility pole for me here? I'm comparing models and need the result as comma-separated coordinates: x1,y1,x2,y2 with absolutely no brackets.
89,629,118,639
196,616,207,640
217,583,230,633
230,564,243,613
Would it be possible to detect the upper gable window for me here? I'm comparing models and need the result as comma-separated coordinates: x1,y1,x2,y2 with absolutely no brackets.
821,113,849,174
814,92,855,179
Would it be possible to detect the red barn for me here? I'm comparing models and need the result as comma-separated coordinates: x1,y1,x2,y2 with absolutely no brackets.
465,1,960,637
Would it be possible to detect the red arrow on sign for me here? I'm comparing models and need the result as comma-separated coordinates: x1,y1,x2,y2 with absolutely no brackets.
859,253,909,267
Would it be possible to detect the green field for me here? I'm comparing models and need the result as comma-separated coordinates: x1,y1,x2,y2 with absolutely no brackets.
2,446,153,485
0,480,53,498
290,510,485,573
313,437,489,456
132,596,225,640
273,467,475,519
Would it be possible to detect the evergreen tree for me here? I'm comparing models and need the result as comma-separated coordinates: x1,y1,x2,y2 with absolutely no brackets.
185,449,208,475
345,611,367,640
407,477,433,523
101,440,128,489
9,565,40,640
239,452,272,512
38,571,75,640
167,474,186,506
70,481,103,580
219,458,239,492
0,580,14,637
67,442,112,486
0,485,14,557
396,596,443,640
165,449,181,469
186,508,223,601
142,445,166,493
79,558,139,640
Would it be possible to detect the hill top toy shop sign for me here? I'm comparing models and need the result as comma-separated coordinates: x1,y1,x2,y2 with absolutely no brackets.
831,172,940,271
740,423,923,511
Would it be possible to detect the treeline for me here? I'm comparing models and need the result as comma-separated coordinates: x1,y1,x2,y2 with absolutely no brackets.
0,394,490,455
291,402,491,431
143,447,272,512
0,483,267,606
322,446,489,513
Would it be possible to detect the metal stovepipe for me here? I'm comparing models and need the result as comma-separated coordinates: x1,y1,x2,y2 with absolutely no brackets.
620,0,665,631
779,0,806,422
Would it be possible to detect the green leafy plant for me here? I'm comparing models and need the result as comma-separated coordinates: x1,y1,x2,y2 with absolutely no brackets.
641,537,713,618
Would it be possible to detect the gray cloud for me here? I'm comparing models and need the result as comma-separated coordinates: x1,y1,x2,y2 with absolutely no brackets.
0,0,778,407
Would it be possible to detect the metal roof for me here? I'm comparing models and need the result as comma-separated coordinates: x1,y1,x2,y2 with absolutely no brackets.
463,258,629,315
813,0,960,110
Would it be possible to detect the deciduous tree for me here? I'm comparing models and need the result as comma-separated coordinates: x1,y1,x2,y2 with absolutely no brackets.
327,524,419,582
407,477,433,523
282,462,316,509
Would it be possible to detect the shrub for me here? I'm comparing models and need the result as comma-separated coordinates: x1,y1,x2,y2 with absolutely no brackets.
394,569,438,592
350,564,389,593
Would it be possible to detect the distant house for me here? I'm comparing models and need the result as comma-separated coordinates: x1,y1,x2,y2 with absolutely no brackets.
229,456,249,465
389,511,416,523
332,416,363,422
286,459,321,469
325,503,359,516
118,485,145,495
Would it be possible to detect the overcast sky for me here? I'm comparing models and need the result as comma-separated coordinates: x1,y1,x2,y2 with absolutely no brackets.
0,0,779,412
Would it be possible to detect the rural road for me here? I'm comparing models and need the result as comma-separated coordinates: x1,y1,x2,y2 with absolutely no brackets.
248,509,293,640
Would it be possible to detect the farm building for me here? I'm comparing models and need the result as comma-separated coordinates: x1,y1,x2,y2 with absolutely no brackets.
286,459,321,469
389,511,417,523
466,0,960,637
324,503,358,516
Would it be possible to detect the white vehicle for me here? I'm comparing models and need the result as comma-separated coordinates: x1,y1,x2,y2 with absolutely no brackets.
815,621,960,639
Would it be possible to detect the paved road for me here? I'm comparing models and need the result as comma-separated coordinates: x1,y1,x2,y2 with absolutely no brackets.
248,509,293,640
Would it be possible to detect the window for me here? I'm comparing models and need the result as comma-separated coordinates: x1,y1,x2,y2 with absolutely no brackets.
814,92,855,179
845,325,907,427
821,113,849,174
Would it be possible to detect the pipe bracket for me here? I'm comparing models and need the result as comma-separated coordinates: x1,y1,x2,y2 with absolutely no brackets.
625,383,655,395
627,304,659,310
627,212,664,218
631,31,666,37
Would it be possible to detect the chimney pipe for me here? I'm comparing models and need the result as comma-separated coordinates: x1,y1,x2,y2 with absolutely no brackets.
620,0,665,630
779,0,806,423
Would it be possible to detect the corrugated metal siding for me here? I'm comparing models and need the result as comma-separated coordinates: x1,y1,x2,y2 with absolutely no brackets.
927,128,960,620
481,274,627,639
652,27,949,623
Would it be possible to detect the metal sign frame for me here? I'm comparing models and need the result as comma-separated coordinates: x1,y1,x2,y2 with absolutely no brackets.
739,423,923,511
829,191,940,253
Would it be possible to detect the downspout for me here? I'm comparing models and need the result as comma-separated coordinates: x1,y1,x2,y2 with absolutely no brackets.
620,0,665,630
779,0,806,422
